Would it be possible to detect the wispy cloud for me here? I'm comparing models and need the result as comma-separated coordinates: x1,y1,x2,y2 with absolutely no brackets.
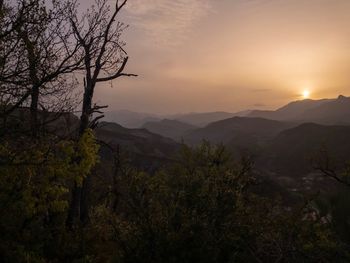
125,0,212,47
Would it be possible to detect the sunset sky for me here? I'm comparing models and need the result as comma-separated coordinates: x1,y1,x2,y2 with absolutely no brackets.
91,0,350,114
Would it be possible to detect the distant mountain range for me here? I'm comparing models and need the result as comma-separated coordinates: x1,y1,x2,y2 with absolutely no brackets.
99,95,350,186
134,95,350,141
248,95,350,124
103,110,252,128
105,96,350,136
183,117,291,145
170,110,252,127
142,119,197,140
16,96,350,189
95,122,179,159
103,110,161,128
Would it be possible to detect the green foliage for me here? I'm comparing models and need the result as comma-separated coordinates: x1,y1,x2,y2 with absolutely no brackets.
0,131,348,262
71,129,100,185
0,130,99,263
87,143,349,263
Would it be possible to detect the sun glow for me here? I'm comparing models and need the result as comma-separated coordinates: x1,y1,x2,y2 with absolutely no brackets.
302,90,311,99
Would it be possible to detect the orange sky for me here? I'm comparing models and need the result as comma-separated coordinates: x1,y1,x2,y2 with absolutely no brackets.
92,0,350,114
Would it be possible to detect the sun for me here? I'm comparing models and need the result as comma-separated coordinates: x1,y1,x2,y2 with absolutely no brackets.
302,90,310,99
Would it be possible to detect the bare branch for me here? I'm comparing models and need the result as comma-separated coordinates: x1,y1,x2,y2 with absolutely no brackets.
96,56,137,82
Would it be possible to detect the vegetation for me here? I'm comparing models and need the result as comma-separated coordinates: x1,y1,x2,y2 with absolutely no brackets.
1,136,349,262
88,143,349,262
0,130,99,262
1,0,350,262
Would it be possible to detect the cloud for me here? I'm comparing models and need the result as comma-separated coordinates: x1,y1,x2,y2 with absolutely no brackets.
125,0,212,47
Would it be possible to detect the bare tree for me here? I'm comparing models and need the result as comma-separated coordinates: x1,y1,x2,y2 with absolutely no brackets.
67,0,136,226
0,0,83,136
0,1,34,114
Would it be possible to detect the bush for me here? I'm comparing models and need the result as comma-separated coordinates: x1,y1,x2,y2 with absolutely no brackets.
88,143,349,263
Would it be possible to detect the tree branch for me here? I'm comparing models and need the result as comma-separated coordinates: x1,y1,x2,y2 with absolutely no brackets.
96,56,137,82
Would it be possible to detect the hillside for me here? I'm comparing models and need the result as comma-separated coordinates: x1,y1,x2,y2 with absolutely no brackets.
300,95,350,124
103,110,160,128
172,110,251,127
142,119,197,140
95,122,181,160
103,110,252,128
248,98,332,121
247,95,350,125
183,117,291,145
260,123,350,176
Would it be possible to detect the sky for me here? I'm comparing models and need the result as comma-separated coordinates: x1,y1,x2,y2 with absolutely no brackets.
90,0,350,114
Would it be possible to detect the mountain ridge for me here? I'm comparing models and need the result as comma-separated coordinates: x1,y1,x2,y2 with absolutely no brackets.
183,116,291,145
247,95,350,125
142,119,197,140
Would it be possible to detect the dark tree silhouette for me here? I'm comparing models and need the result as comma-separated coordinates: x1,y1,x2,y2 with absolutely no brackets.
0,0,83,136
67,0,136,226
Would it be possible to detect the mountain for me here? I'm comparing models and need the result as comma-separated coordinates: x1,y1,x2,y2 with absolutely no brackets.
102,110,252,128
300,95,350,125
4,108,80,137
96,122,180,158
95,121,181,171
248,98,331,121
246,110,276,120
260,123,350,176
172,110,251,127
103,110,160,128
142,119,197,140
247,95,350,125
183,117,290,146
274,98,331,120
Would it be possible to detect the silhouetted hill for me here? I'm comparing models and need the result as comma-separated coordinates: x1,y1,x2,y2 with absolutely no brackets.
300,95,350,124
275,99,331,120
248,95,350,125
248,98,331,121
142,119,197,140
95,122,180,159
260,123,350,176
3,107,80,137
103,110,160,128
183,117,290,145
247,110,276,119
103,110,252,128
172,110,251,127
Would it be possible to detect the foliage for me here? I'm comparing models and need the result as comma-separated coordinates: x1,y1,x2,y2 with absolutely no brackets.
0,131,348,263
0,130,99,263
87,143,349,263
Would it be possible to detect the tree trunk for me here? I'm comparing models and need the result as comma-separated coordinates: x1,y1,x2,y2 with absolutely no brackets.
66,181,81,228
67,80,94,227
80,172,91,224
79,91,92,135
30,86,39,137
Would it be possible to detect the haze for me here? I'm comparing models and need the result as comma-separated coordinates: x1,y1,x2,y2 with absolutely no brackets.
92,0,350,114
